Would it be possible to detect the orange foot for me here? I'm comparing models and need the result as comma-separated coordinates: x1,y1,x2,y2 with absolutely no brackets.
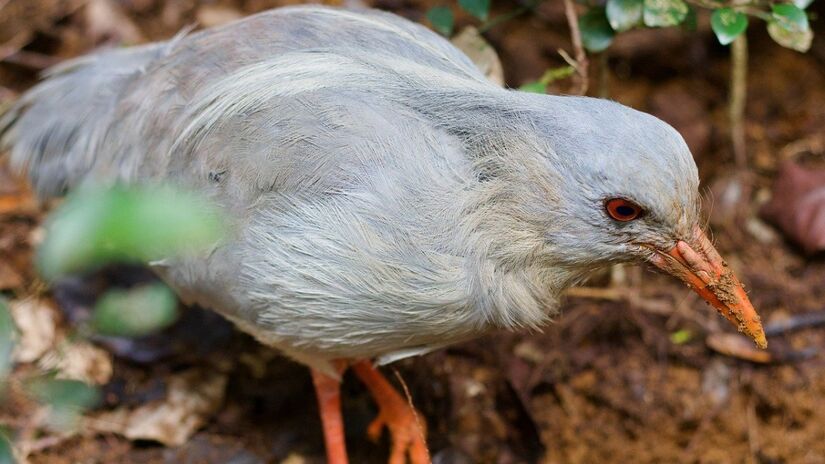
352,360,430,464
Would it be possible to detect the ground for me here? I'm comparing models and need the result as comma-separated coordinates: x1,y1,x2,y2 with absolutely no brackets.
1,0,825,463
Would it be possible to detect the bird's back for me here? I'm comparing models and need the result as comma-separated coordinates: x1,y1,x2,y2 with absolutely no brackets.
0,5,486,197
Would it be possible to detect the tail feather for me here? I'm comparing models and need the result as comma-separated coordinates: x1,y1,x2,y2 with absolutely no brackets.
0,40,174,197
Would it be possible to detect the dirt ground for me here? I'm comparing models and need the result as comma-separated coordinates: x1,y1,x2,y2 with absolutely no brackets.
2,0,825,463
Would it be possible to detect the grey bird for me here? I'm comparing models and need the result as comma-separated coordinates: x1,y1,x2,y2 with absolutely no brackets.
0,6,766,463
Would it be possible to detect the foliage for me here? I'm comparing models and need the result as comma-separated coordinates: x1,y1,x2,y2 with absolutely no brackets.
0,300,14,380
581,0,816,53
93,283,178,337
37,185,225,280
0,432,12,464
427,6,455,36
519,66,576,93
0,184,227,447
427,0,493,36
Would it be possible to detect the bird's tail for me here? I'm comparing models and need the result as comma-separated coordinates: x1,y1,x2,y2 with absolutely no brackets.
0,39,178,197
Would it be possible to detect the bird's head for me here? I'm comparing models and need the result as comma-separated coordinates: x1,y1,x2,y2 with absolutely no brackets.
500,94,766,348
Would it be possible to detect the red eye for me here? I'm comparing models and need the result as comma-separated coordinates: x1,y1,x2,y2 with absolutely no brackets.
605,198,643,222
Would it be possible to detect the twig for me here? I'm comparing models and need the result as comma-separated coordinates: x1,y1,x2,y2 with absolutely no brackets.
562,0,589,95
730,33,748,169
391,367,430,462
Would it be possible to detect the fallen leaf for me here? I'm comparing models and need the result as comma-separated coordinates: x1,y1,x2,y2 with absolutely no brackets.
195,5,243,28
87,369,227,446
0,164,38,217
0,261,23,291
38,341,113,385
706,333,772,363
85,0,145,45
760,161,825,255
10,299,58,363
451,26,504,87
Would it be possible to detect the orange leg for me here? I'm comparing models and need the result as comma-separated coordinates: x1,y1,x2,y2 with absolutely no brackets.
352,360,430,464
310,361,349,464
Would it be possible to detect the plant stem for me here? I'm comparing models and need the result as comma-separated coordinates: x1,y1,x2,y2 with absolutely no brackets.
478,0,542,33
730,33,748,169
562,0,589,95
598,52,610,98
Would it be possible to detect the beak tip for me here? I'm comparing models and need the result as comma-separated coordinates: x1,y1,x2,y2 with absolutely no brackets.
754,333,768,350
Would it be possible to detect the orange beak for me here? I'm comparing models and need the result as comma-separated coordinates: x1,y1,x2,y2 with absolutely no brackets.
649,227,767,349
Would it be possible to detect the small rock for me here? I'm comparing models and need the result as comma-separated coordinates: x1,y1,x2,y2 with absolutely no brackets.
760,160,825,255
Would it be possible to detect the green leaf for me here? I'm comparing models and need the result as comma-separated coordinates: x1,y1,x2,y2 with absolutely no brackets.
643,0,689,27
768,3,812,52
606,0,643,32
793,0,813,9
27,376,100,410
26,376,100,431
682,5,698,31
711,8,748,45
459,0,491,21
93,284,178,337
669,329,693,345
579,8,615,52
37,185,226,280
427,7,454,36
0,299,14,380
519,82,547,93
0,432,12,464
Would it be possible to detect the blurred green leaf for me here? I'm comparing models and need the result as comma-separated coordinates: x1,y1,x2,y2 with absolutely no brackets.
682,5,698,31
459,0,491,21
0,300,14,380
37,185,225,280
606,0,643,32
427,6,455,36
643,0,688,27
93,283,178,337
0,432,12,464
793,0,813,8
711,8,748,45
519,82,547,93
669,329,693,345
768,3,812,52
579,8,615,52
27,376,100,413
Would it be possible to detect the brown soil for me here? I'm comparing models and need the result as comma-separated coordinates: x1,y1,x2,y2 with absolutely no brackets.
2,0,825,463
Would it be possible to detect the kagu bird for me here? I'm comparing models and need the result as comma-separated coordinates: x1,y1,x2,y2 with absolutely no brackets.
1,6,766,463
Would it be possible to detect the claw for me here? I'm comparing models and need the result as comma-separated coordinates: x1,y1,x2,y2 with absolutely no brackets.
352,360,430,464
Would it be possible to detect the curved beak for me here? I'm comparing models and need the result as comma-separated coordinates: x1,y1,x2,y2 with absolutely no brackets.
649,227,767,349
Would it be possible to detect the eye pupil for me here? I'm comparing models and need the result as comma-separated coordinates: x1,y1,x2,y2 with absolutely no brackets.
615,205,636,217
605,198,643,222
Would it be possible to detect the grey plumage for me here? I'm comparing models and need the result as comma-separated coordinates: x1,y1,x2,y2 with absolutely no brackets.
0,6,700,374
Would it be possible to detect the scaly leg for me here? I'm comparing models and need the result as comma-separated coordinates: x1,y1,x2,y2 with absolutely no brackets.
310,361,349,464
352,360,430,464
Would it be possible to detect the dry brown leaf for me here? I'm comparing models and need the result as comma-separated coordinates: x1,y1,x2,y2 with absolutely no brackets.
85,0,144,44
87,369,227,446
451,26,504,87
38,342,113,385
760,161,825,255
195,4,243,28
10,298,58,363
0,260,23,290
706,333,772,363
0,163,39,216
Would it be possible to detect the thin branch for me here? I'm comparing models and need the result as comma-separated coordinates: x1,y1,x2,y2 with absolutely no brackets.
562,0,589,95
730,33,748,168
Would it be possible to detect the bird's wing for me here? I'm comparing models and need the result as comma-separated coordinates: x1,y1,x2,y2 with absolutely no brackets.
0,5,485,197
